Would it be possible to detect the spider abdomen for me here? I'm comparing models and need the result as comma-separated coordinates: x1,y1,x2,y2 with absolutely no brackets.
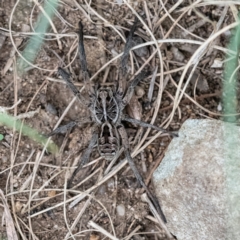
97,122,120,160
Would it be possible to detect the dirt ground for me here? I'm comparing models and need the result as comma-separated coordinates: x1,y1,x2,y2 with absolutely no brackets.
0,0,235,239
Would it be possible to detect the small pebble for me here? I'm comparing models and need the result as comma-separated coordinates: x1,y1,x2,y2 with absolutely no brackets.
45,103,57,115
97,184,107,195
15,201,23,213
217,102,222,111
107,178,115,190
2,156,7,163
211,58,223,68
116,204,125,217
115,0,123,5
135,86,145,98
111,49,118,58
171,46,185,62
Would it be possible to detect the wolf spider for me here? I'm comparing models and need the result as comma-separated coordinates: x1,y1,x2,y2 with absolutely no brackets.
50,19,177,223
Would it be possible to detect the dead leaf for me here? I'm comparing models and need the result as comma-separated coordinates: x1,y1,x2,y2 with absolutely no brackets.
127,94,142,121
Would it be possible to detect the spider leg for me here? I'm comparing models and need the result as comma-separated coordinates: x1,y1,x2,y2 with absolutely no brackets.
123,115,178,137
118,17,140,94
67,130,98,188
78,21,94,94
78,21,88,74
117,124,167,223
58,67,89,106
48,121,77,137
48,117,92,137
58,22,94,106
120,17,139,74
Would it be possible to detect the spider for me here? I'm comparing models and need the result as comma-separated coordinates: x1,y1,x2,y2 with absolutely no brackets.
50,19,177,223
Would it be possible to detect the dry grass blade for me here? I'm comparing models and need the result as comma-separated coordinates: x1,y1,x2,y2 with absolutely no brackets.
88,221,119,240
123,225,142,240
0,190,18,240
1,0,237,238
170,21,240,123
147,66,157,102
64,197,92,239
123,2,165,147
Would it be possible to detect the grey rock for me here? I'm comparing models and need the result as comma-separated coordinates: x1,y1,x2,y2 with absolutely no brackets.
153,119,240,240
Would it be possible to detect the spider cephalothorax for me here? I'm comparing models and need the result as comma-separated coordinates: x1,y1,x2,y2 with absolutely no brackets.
93,87,120,124
50,19,177,223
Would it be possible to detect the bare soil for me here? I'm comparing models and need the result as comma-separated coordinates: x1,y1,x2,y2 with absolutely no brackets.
0,1,234,239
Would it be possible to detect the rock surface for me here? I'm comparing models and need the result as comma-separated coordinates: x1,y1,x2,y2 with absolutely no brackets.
153,119,240,240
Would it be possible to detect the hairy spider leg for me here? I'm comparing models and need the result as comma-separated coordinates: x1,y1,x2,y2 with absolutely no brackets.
78,21,94,94
48,121,77,137
123,115,178,137
120,17,139,73
67,130,98,188
58,67,89,107
117,17,140,95
48,117,92,137
117,124,167,223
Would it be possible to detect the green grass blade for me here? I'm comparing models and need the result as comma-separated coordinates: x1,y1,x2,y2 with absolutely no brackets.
0,112,58,154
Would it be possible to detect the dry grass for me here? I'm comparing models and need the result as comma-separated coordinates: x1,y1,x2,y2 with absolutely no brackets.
1,0,240,239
